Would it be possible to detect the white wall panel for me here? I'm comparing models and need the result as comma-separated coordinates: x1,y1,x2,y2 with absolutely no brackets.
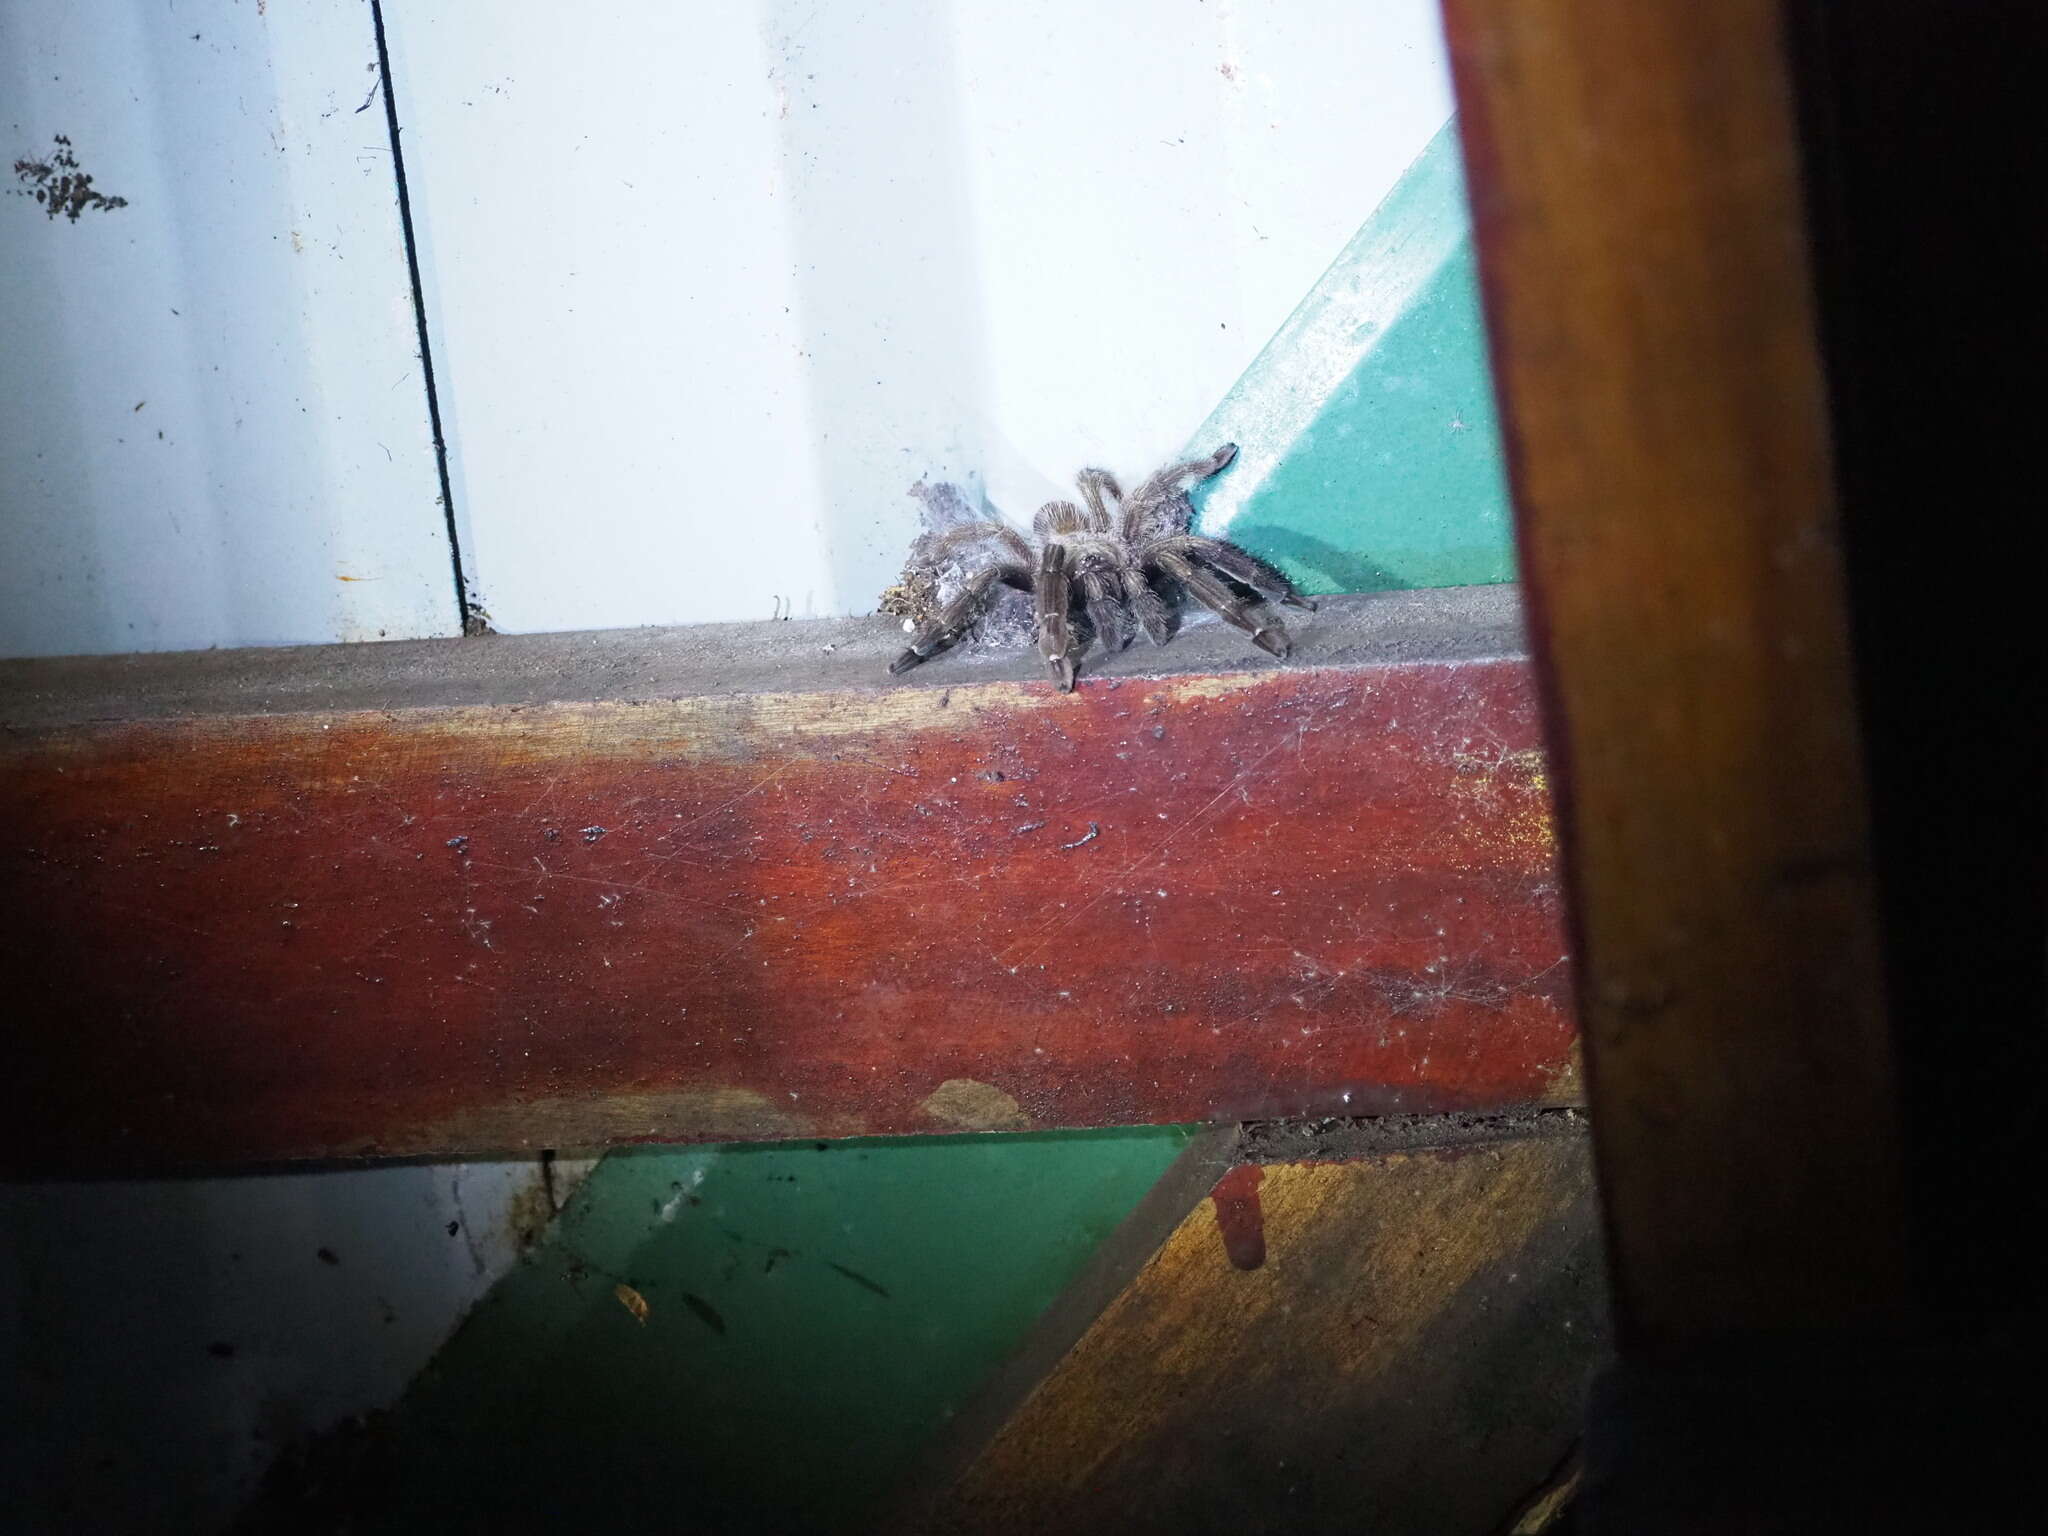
385,0,1454,633
0,0,455,657
2,9,495,1527
1,1157,596,1531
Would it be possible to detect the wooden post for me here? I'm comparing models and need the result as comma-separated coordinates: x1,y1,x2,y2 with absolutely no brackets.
1443,0,1909,1350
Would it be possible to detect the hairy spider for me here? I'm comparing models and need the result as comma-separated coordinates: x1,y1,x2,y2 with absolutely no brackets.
888,443,1314,690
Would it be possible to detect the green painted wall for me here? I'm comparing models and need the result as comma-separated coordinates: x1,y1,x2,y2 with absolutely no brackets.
288,1129,1193,1531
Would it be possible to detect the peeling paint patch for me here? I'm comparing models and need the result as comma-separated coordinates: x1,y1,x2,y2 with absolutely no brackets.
382,1087,813,1157
1538,1039,1585,1106
10,136,130,222
1139,670,1273,705
920,1078,1031,1132
1208,1164,1267,1269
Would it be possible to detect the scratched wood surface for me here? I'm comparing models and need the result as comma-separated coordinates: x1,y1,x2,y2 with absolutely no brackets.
0,590,1573,1171
902,1135,1605,1536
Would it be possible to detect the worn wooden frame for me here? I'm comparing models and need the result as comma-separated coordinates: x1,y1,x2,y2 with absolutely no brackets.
2,587,1572,1172
1444,0,1909,1349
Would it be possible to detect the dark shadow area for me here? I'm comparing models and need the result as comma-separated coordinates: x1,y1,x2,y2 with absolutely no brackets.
1786,0,2047,1323
1226,523,1418,594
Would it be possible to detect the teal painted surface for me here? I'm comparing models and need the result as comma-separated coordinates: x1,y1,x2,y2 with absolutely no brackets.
1219,245,1512,591
1193,119,1514,594
347,1128,1193,1530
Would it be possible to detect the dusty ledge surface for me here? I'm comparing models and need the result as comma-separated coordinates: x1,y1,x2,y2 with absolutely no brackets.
0,585,1524,727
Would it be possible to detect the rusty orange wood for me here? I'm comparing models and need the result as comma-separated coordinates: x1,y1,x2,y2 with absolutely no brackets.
0,589,1572,1171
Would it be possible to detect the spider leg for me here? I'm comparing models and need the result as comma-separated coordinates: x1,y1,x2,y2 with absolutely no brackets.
1151,547,1293,659
1120,443,1238,540
925,519,1033,567
1036,543,1079,690
1130,444,1238,502
1148,535,1317,610
1120,557,1175,647
1032,499,1084,539
1076,468,1123,532
888,562,1031,675
1073,550,1132,655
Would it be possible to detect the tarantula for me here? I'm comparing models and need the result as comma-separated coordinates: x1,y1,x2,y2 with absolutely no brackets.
888,443,1313,690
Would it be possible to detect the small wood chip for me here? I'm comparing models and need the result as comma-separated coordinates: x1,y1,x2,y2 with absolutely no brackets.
614,1282,650,1325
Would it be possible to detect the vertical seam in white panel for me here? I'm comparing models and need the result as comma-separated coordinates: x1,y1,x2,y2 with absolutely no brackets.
370,0,473,633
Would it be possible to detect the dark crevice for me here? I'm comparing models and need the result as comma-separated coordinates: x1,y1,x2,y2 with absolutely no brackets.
370,1,473,635
1238,1105,1587,1163
1782,0,2047,1321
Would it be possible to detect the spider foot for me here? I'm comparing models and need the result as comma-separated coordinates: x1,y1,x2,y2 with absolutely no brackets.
1047,654,1076,691
888,648,926,676
1250,627,1291,660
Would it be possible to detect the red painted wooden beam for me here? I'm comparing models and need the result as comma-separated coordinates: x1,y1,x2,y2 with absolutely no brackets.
0,588,1572,1171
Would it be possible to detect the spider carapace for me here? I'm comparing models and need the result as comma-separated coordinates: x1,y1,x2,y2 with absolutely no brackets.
888,443,1315,690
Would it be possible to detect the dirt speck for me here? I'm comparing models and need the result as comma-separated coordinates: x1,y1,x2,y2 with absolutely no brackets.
826,1261,891,1299
506,1170,557,1250
614,1282,650,1325
11,135,130,222
681,1291,726,1334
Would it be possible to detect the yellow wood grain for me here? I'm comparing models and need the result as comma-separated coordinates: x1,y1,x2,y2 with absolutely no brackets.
910,1137,1602,1535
